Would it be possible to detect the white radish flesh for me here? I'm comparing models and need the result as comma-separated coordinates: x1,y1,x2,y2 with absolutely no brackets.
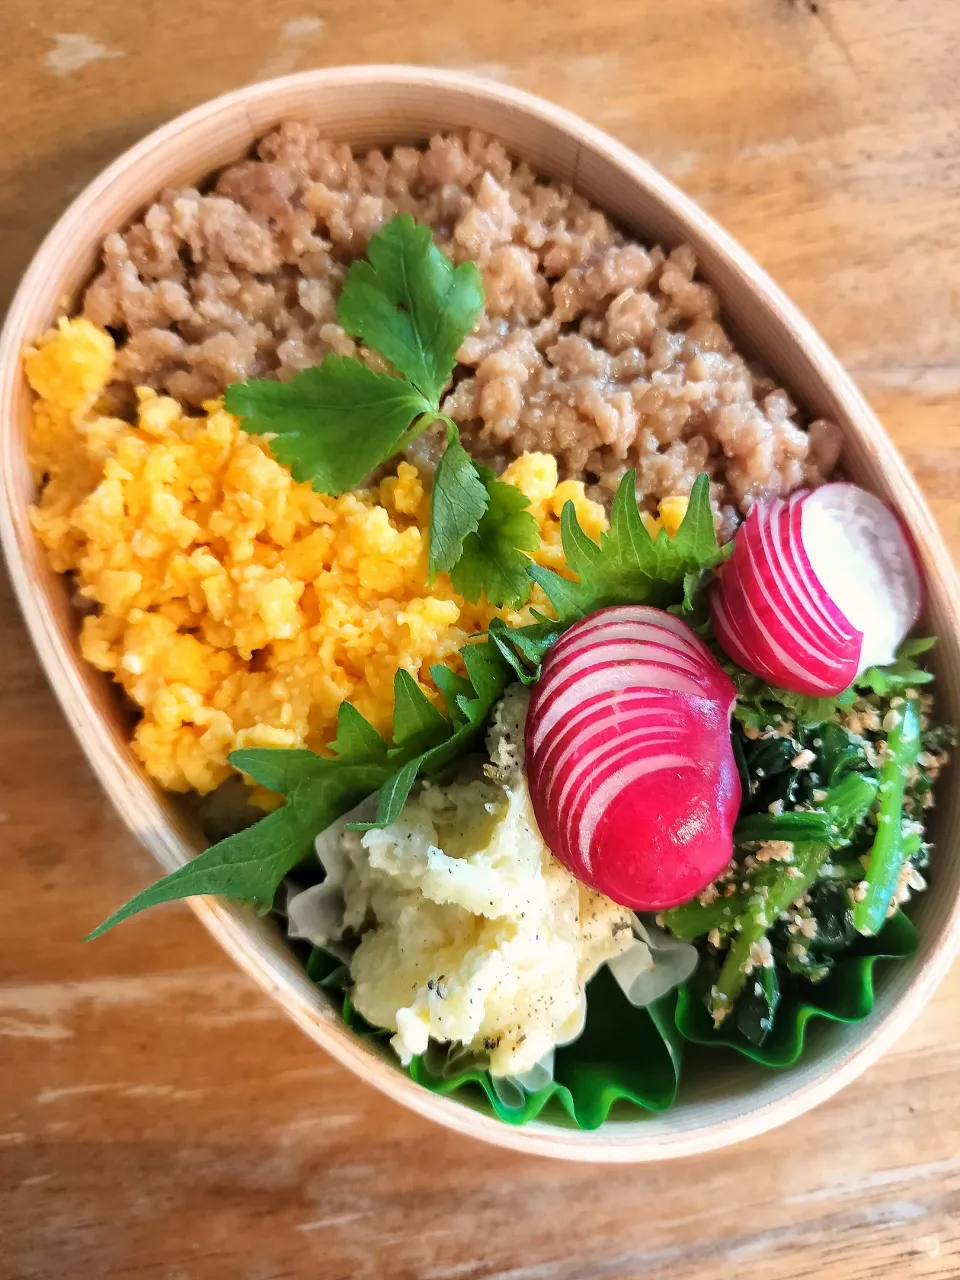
799,484,923,670
710,484,922,696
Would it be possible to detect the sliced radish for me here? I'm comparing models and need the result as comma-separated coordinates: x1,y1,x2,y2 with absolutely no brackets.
710,483,923,696
529,661,708,752
529,694,678,797
525,606,739,910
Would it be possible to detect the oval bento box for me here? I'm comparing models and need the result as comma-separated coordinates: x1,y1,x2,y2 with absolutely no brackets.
2,66,959,1162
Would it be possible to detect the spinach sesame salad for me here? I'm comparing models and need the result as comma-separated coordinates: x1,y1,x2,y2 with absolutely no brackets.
79,215,954,1129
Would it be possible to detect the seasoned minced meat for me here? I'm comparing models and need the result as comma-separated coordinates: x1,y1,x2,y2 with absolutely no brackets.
83,125,841,537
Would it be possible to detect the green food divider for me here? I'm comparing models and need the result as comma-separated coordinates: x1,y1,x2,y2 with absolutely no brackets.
305,909,917,1130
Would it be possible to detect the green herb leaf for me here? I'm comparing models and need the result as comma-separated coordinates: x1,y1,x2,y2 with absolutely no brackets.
428,424,490,579
337,214,484,404
224,356,431,495
228,747,331,794
856,637,937,696
329,702,391,762
486,616,562,685
391,669,451,752
730,666,856,730
85,764,386,940
347,641,514,831
224,215,485,499
429,663,475,728
530,472,725,621
450,468,540,607
89,641,513,936
897,636,937,660
489,471,726,681
460,637,512,712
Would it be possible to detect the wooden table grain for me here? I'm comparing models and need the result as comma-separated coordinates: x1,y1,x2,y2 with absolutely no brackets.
3,2,960,1277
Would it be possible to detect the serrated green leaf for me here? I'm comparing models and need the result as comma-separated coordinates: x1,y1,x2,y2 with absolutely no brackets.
354,756,424,831
227,748,325,795
428,424,490,578
89,637,513,936
429,663,475,728
534,471,724,621
85,767,386,939
460,638,512,714
391,669,450,752
329,702,390,762
486,616,561,686
224,356,431,495
450,468,540,607
337,214,484,404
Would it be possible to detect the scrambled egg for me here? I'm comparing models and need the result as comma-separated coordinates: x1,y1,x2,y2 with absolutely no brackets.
26,318,608,796
296,688,635,1076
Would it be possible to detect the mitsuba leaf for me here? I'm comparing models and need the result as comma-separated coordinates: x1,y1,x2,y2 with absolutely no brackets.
224,215,485,500
224,357,431,495
428,424,490,579
337,214,484,404
450,467,540,608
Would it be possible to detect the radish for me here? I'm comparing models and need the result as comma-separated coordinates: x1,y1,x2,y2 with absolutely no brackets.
525,606,740,910
710,483,923,697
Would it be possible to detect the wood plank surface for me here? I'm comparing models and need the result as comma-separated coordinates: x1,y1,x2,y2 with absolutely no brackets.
3,1,960,1276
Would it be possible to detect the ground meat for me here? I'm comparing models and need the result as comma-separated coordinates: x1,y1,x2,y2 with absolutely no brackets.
83,125,841,534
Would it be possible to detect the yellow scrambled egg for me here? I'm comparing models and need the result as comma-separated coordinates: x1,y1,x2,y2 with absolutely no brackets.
27,318,618,798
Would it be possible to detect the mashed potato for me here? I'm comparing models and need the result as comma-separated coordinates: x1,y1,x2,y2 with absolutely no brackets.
291,687,636,1077
26,318,608,796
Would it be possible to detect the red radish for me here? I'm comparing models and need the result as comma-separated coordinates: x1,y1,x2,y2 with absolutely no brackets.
525,605,740,910
711,483,923,697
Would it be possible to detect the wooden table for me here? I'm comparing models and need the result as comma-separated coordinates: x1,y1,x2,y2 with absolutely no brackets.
4,2,960,1276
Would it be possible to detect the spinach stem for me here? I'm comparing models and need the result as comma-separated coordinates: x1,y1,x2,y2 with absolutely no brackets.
666,773,877,947
706,772,880,1020
711,842,832,1020
853,699,923,935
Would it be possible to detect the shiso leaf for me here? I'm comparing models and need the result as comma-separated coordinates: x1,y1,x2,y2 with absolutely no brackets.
529,471,726,622
490,471,728,683
88,645,512,936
